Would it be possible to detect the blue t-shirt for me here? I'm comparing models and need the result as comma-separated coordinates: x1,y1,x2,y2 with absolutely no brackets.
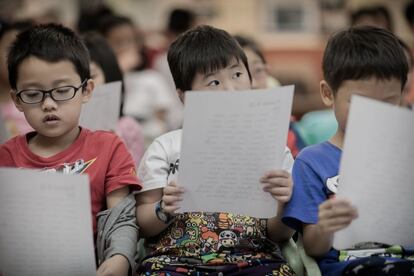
282,141,350,275
283,142,414,275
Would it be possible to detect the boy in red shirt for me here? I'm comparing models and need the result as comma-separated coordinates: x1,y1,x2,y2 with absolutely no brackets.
0,23,141,275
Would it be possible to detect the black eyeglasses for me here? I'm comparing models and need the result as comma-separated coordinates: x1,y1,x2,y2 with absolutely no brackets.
16,79,88,104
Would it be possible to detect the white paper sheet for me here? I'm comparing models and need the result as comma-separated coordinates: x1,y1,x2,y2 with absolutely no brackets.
177,86,294,218
80,81,122,131
334,96,414,249
0,168,96,276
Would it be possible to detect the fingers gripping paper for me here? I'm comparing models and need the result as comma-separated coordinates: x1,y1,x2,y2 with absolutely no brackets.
0,168,96,276
177,86,294,218
334,96,414,249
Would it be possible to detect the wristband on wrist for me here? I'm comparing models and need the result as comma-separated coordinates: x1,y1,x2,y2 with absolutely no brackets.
155,200,174,224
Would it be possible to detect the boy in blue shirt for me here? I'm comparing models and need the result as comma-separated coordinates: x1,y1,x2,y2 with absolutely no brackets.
282,26,414,275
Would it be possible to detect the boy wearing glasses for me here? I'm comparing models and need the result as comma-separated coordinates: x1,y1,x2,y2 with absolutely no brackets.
0,24,141,275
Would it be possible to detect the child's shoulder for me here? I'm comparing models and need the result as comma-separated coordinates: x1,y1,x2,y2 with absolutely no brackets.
296,141,341,163
0,134,22,153
152,129,182,145
144,129,182,159
81,128,124,146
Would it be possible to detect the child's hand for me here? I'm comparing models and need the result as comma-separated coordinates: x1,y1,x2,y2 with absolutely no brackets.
260,169,293,203
162,181,185,216
96,254,129,276
317,197,358,234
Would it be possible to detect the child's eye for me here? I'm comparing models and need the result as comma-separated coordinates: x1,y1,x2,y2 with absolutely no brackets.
232,72,243,79
23,91,42,99
56,87,72,93
207,80,220,86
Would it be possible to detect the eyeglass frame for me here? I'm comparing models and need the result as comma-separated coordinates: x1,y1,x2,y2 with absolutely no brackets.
15,79,88,104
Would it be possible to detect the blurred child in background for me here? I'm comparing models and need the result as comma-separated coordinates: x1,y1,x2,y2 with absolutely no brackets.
83,32,145,166
234,35,300,157
0,21,33,137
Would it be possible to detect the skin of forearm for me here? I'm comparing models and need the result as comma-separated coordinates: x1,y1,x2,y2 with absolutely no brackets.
267,203,295,243
302,224,334,257
136,202,173,238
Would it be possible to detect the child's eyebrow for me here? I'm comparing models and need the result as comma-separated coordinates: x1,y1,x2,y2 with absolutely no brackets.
202,72,216,80
202,61,242,80
228,62,241,69
19,81,43,88
18,78,78,89
52,78,77,86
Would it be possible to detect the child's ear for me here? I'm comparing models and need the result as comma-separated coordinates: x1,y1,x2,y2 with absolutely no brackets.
81,79,95,103
177,89,185,103
10,90,24,112
320,80,334,107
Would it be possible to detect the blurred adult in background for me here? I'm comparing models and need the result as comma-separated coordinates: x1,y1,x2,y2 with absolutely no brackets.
98,15,146,73
83,32,145,166
77,1,114,34
0,21,33,137
96,15,178,144
406,1,414,37
350,5,393,32
152,8,197,131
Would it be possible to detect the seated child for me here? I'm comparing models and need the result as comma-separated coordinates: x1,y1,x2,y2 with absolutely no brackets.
0,21,33,136
135,25,296,275
0,24,141,276
282,26,414,276
83,32,145,166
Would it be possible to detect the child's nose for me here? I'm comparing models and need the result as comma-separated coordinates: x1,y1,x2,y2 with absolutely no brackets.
222,81,236,91
41,95,58,110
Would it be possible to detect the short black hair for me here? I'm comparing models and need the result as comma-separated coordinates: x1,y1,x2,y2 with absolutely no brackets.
82,32,125,117
322,26,408,94
8,23,90,90
234,34,266,64
167,25,251,92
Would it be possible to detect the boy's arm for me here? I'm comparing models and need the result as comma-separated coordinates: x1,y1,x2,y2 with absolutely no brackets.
261,169,295,243
267,202,295,242
136,181,184,238
97,186,131,276
302,198,358,257
97,135,141,276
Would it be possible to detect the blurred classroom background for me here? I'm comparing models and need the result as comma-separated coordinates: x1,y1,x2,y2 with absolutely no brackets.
1,0,413,150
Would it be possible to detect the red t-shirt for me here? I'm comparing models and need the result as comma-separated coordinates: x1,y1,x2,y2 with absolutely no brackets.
0,127,141,233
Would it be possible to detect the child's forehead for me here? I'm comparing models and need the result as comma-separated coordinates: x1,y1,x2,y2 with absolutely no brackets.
17,56,81,87
197,57,242,75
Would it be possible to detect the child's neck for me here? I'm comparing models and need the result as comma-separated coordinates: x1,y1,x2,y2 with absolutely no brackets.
28,127,81,158
329,130,344,150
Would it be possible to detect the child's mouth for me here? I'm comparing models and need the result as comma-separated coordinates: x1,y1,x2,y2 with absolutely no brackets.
43,114,60,124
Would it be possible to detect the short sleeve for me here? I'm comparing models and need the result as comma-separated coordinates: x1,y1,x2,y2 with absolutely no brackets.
282,158,327,232
0,145,14,167
136,139,170,193
105,136,141,195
